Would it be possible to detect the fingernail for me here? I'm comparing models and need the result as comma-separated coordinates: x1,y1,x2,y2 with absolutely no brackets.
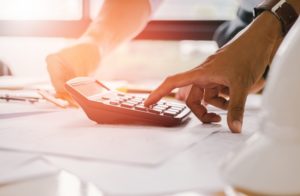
232,120,242,133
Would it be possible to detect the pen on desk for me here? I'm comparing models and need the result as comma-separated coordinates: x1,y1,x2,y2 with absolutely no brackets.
37,89,69,108
117,87,176,98
0,91,41,103
0,95,39,103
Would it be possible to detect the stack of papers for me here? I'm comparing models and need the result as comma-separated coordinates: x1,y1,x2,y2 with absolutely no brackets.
0,109,220,165
0,151,58,185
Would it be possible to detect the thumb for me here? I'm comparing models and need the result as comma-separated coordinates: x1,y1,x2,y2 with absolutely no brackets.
227,86,248,133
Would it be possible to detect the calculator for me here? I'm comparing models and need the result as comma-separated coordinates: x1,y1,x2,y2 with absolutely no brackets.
65,77,191,126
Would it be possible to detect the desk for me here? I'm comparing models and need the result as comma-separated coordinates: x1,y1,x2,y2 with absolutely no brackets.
0,95,261,196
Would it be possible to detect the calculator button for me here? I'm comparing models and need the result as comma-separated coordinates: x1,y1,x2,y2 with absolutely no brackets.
125,95,134,99
149,108,163,114
170,106,185,111
121,103,135,108
117,93,125,97
157,100,167,105
101,96,111,100
153,105,168,111
163,110,178,117
167,108,180,114
156,102,168,106
169,106,183,111
167,102,185,108
126,101,139,105
131,97,144,102
119,98,127,102
135,105,148,111
109,100,120,105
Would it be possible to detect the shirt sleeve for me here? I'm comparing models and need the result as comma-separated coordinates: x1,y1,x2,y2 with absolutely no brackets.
239,0,263,12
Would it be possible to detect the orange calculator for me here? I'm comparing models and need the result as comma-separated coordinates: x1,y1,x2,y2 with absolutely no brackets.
65,77,191,126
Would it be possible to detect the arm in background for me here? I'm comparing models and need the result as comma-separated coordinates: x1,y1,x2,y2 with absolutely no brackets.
46,0,154,102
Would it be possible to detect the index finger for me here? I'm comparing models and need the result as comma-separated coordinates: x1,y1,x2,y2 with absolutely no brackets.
144,69,202,106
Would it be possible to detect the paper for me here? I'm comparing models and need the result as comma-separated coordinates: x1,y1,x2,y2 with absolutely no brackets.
0,102,59,119
44,132,253,195
0,95,261,195
0,108,220,165
0,158,59,185
0,151,37,174
0,151,58,185
41,103,260,196
44,114,258,196
0,76,49,90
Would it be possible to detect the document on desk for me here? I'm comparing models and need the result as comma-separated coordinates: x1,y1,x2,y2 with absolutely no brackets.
0,151,58,185
0,151,36,174
44,115,258,196
0,109,220,165
0,158,59,185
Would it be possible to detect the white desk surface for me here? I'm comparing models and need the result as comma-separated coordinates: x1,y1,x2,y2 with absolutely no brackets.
0,95,261,196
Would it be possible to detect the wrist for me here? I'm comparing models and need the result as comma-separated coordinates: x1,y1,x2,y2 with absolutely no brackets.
79,35,104,59
255,0,299,36
253,11,282,41
63,39,101,75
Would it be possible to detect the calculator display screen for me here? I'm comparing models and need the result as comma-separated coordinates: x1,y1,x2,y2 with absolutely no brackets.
74,82,108,97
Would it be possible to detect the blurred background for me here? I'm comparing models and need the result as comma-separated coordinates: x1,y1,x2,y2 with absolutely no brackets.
0,0,238,82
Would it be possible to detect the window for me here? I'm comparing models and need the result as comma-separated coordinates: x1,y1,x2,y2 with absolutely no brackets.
0,0,89,37
89,0,238,40
0,0,83,20
0,0,238,39
0,0,238,79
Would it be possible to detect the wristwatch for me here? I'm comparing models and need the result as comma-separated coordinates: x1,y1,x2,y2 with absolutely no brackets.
254,0,298,80
254,0,298,36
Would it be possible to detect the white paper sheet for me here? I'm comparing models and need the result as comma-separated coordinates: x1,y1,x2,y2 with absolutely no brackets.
44,131,254,195
0,95,261,195
0,151,36,174
0,101,59,119
0,158,59,185
44,113,258,196
0,108,220,165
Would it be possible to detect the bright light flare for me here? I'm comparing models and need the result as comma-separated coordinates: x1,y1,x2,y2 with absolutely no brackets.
0,0,82,20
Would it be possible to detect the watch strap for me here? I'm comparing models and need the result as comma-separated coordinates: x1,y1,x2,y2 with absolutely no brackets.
254,0,298,35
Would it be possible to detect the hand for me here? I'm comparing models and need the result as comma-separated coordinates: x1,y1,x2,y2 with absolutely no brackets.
46,40,100,104
145,12,282,133
175,86,192,101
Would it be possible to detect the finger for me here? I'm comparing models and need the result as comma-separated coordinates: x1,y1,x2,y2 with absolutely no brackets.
186,86,221,123
227,85,248,133
55,92,79,108
46,54,74,94
175,85,192,101
220,86,230,98
144,70,201,106
249,78,265,93
46,54,65,93
204,88,229,110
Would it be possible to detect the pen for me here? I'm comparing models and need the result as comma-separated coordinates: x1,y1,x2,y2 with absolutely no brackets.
0,91,41,103
0,95,40,103
37,89,69,108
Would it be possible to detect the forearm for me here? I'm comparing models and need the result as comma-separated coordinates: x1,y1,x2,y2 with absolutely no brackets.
82,0,152,56
253,0,300,68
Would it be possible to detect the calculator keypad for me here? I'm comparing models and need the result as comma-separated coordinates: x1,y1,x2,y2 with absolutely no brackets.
99,92,186,117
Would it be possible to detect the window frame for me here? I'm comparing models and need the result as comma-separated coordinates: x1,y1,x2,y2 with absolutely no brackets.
0,0,226,40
